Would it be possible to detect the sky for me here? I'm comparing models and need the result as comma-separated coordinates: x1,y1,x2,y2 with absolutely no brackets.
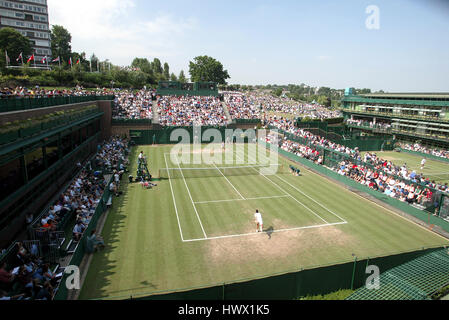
47,0,449,92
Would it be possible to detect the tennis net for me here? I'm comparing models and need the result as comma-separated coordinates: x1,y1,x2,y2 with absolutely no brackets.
159,164,285,179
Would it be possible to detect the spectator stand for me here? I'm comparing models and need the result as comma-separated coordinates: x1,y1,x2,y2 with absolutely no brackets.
53,174,114,300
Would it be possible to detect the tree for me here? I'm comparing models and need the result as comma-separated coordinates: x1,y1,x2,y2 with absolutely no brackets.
178,70,187,83
0,27,33,68
152,58,163,74
163,62,170,80
272,88,283,97
90,54,99,72
170,73,178,81
131,57,153,74
50,25,72,64
189,55,230,84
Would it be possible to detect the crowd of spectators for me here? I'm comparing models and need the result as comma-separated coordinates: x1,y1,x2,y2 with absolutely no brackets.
224,92,261,120
346,119,392,130
158,96,228,126
112,89,155,120
264,116,449,196
0,86,115,98
33,137,129,240
265,133,440,209
0,242,59,300
401,143,449,160
0,136,130,300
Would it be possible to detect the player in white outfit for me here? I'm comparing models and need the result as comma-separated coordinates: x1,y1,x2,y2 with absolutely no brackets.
421,159,426,170
254,210,263,233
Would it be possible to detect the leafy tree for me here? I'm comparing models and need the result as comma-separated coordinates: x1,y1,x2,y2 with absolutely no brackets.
272,88,283,97
163,62,170,80
50,25,72,64
131,57,153,74
0,27,33,68
178,70,187,83
170,73,178,81
189,55,230,84
90,54,100,72
152,58,163,74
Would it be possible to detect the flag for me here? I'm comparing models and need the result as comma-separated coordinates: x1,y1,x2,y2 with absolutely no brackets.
76,58,80,65
16,52,23,62
69,57,72,65
27,54,34,63
52,56,60,63
41,56,47,64
5,50,10,64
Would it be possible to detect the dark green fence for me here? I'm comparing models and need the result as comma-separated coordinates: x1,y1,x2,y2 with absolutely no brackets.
105,247,443,300
112,119,152,126
130,126,234,145
234,119,261,125
0,95,114,113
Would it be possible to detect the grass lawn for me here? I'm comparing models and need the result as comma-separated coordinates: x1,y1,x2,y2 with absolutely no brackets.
363,151,449,185
79,144,449,300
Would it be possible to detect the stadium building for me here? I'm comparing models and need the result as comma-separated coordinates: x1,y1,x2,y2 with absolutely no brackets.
0,0,51,66
342,88,449,149
0,96,114,248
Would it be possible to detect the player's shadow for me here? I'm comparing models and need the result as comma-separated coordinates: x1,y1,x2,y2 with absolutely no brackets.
264,226,274,240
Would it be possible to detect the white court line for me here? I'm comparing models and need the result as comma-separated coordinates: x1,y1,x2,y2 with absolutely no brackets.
164,154,185,242
237,151,330,225
194,195,290,205
213,164,246,200
182,222,348,243
274,174,347,224
176,158,208,239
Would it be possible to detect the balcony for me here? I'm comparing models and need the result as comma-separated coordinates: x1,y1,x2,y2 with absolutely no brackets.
341,109,448,123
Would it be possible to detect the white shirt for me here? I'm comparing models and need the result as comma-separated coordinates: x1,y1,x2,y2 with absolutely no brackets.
254,212,263,224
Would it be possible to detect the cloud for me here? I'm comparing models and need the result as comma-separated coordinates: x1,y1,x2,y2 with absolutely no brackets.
47,0,197,66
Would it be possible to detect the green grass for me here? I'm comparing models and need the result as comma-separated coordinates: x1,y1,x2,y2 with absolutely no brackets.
79,144,449,300
363,151,449,185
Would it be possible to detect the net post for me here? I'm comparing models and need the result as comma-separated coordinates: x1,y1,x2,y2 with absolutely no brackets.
351,255,357,290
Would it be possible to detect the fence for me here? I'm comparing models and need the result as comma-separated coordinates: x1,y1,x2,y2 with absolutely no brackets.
347,248,449,300
130,126,231,145
93,247,443,300
111,119,152,126
0,95,114,113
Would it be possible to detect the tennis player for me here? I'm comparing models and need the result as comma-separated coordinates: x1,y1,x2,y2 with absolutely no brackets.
421,158,427,170
254,210,263,233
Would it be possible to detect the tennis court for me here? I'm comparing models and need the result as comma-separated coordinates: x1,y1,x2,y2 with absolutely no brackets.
162,145,347,242
363,151,449,185
79,143,449,300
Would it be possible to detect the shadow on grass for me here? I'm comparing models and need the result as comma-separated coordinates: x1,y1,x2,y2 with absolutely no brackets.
265,226,274,240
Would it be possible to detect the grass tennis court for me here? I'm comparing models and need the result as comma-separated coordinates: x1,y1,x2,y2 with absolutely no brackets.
363,151,449,185
79,144,449,300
